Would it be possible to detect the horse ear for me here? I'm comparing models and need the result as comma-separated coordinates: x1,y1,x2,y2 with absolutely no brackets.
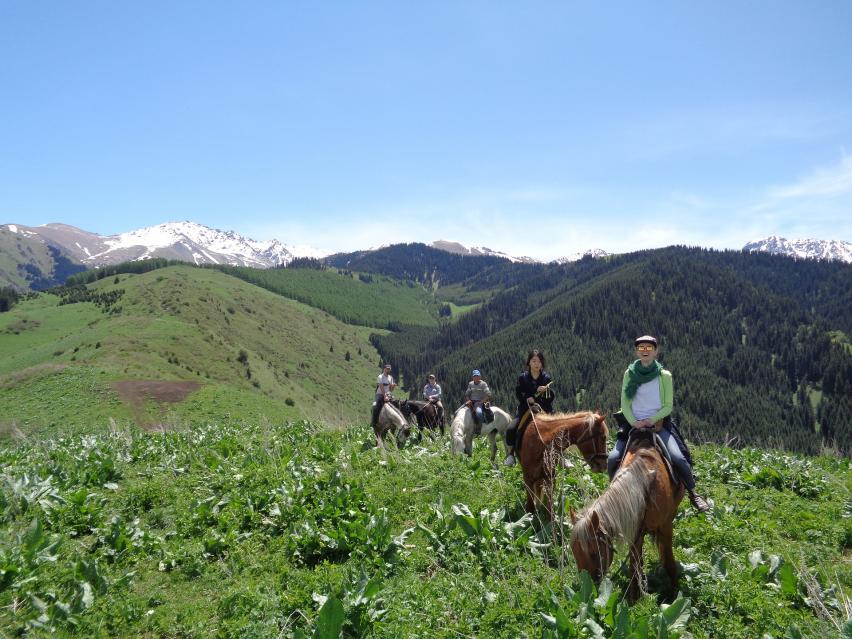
590,509,600,530
569,506,577,524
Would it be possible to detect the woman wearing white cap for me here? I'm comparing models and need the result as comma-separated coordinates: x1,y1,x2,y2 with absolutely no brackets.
608,335,709,512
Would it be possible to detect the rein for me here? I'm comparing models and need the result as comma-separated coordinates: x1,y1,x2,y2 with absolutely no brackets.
530,409,607,465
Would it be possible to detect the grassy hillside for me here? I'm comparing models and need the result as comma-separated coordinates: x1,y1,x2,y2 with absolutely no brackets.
216,265,440,328
0,266,388,435
0,419,847,637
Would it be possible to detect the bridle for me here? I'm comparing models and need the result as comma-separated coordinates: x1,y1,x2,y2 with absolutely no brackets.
532,409,607,467
592,524,615,579
574,424,608,466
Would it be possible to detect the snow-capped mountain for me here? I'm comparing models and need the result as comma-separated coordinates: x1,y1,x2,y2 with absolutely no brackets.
553,248,610,264
743,236,852,263
1,221,330,268
429,240,538,263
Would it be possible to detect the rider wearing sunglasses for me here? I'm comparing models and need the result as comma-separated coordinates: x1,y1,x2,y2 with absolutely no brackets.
607,335,710,513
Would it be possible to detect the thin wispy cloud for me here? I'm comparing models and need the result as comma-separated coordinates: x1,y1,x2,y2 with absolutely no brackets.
768,154,852,199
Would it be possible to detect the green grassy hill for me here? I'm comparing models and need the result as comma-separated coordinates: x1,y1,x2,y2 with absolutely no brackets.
0,266,388,435
0,419,847,637
216,265,441,328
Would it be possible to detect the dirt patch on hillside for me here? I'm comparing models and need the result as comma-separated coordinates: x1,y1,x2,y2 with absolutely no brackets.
111,380,202,430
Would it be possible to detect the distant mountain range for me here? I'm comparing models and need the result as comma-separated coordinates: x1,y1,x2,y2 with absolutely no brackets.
1,221,325,269
0,220,849,290
743,235,852,263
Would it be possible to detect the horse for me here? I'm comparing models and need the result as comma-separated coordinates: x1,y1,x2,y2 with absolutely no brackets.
519,410,609,518
570,428,684,603
449,405,513,464
406,399,444,438
373,399,413,449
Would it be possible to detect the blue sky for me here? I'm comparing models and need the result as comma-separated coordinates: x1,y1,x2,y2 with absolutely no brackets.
1,1,851,260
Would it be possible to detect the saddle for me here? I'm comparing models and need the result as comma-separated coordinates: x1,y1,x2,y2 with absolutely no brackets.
615,427,678,486
513,404,542,455
466,403,494,424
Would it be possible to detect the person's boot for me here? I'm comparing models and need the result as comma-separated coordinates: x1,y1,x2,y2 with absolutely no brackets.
688,489,710,513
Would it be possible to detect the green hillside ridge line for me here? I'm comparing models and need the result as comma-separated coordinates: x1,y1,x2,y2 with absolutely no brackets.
0,266,390,435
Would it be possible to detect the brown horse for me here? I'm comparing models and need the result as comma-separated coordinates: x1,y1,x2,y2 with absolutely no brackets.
570,429,685,602
407,400,444,438
519,410,609,518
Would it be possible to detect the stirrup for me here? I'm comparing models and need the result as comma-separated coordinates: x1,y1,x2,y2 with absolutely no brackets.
688,490,710,513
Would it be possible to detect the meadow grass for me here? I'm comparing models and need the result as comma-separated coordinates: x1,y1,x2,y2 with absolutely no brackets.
0,417,847,638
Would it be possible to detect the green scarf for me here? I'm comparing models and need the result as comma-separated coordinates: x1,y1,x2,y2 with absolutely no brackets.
624,359,663,399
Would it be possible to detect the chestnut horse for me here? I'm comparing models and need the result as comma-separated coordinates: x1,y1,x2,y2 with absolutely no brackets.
520,411,609,517
570,429,684,602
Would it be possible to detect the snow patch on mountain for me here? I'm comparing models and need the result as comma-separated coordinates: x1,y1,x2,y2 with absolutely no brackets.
553,248,611,263
84,221,330,267
743,236,852,263
429,240,537,263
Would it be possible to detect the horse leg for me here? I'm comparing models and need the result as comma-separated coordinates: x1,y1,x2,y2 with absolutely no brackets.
627,532,646,604
523,476,538,514
656,523,679,598
488,432,497,466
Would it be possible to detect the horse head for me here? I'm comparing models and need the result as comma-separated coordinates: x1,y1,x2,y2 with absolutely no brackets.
575,413,609,473
570,509,615,584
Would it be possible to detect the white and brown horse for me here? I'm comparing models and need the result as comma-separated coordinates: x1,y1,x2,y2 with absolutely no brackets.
450,405,513,464
373,400,413,448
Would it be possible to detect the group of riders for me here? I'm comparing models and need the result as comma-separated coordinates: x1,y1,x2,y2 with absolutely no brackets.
370,335,710,513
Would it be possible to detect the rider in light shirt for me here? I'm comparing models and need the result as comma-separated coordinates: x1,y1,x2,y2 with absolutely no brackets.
464,369,491,430
371,364,396,428
423,373,444,421
608,335,710,513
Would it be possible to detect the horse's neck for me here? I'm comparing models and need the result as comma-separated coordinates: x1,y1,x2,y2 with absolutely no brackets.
593,456,655,544
384,404,405,425
542,418,588,451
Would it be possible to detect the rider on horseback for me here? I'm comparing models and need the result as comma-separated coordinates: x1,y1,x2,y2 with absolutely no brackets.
422,373,444,425
504,349,554,467
371,363,396,428
464,369,492,434
607,335,710,513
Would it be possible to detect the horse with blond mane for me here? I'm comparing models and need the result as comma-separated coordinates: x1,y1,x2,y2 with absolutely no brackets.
519,410,609,517
570,428,684,602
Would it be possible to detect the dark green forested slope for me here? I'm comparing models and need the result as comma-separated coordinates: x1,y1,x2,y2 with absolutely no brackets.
374,248,852,455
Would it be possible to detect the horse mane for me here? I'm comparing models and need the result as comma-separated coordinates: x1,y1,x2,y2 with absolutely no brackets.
382,402,409,429
571,449,656,550
532,411,605,446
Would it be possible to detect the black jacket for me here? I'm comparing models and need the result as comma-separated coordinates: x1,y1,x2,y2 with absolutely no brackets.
514,371,554,417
